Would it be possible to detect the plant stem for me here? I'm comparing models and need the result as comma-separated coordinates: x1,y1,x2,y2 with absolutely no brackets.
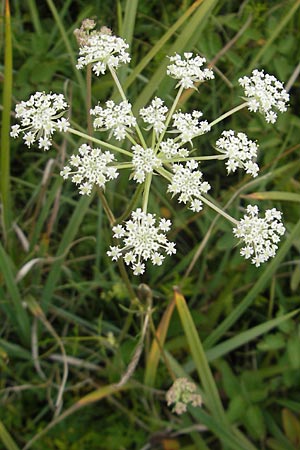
142,174,152,212
68,127,132,156
209,101,249,128
109,66,147,148
199,195,238,225
156,85,184,150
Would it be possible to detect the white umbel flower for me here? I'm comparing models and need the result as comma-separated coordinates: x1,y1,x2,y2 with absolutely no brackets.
107,208,176,275
166,378,202,415
159,139,189,160
233,205,285,267
216,130,259,177
172,110,210,143
168,160,211,212
10,91,69,150
90,100,136,141
239,69,289,123
76,32,130,76
132,145,162,183
139,97,168,134
60,144,118,195
167,52,214,89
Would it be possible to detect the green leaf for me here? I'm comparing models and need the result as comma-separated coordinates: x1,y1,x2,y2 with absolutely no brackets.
0,421,21,450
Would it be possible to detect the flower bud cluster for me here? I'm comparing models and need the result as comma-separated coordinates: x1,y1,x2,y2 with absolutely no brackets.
76,28,130,75
166,378,202,415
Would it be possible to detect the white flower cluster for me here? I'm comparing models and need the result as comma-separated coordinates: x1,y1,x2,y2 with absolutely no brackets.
168,160,211,212
90,100,136,141
167,52,214,89
172,110,211,143
139,97,168,134
10,92,69,150
76,31,130,76
166,377,202,415
60,144,118,195
107,208,176,275
233,205,285,267
159,139,189,159
132,145,162,183
239,69,289,123
216,130,259,177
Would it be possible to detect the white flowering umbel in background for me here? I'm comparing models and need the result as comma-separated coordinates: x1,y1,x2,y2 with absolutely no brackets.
166,377,202,415
11,19,290,275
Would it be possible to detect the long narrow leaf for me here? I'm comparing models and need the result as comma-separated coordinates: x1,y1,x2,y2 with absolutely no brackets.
174,289,226,421
206,309,299,361
1,0,12,236
144,298,175,386
0,421,20,450
0,243,30,344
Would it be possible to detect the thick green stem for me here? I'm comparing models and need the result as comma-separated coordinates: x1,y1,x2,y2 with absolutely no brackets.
142,174,152,213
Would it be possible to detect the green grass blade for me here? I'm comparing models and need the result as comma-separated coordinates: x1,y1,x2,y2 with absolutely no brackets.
174,289,226,421
27,0,42,35
45,0,86,101
144,298,175,386
0,421,21,450
116,0,139,88
249,0,300,71
41,194,94,310
204,218,300,349
206,309,299,361
0,242,30,344
120,0,138,47
243,191,300,203
1,0,12,237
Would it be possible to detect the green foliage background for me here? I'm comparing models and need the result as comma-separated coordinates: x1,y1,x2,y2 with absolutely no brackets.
1,0,300,449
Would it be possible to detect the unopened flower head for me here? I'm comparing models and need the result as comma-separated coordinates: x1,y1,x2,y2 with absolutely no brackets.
233,205,285,267
107,208,176,275
159,139,189,160
10,91,69,150
239,69,289,123
168,160,211,212
172,110,211,143
139,97,168,134
76,27,130,75
167,52,214,89
60,144,118,195
132,145,162,183
216,130,259,177
166,378,202,415
90,100,136,140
